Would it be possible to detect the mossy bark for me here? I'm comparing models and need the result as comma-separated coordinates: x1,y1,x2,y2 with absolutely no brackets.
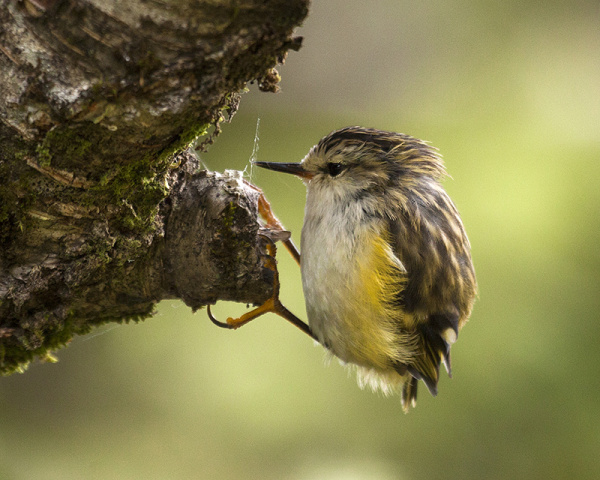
0,0,309,374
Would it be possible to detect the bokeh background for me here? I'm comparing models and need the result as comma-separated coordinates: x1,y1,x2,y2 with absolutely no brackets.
2,1,599,479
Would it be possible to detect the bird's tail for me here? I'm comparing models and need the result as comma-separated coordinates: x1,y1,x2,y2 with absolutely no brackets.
398,312,460,410
401,376,419,412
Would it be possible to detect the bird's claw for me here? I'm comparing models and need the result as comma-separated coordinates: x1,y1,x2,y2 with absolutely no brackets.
207,304,235,329
244,180,300,265
206,235,315,340
206,182,313,339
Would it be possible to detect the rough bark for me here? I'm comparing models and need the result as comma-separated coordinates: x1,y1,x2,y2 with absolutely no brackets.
0,0,308,374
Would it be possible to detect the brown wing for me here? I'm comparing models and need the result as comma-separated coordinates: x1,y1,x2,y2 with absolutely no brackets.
388,188,477,399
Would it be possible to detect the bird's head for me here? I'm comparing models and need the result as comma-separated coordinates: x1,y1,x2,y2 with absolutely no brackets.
254,126,447,209
256,126,444,185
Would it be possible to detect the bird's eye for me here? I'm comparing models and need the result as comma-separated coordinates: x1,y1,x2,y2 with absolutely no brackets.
327,163,344,177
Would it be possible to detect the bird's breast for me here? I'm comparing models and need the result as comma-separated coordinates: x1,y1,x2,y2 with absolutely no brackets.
300,203,414,369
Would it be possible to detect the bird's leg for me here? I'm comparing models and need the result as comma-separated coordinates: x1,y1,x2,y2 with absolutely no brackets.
207,238,315,339
207,182,314,340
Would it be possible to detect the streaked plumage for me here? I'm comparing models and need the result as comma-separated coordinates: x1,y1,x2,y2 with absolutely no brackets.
295,127,476,410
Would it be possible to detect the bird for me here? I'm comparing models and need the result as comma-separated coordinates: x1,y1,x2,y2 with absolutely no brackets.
208,126,477,411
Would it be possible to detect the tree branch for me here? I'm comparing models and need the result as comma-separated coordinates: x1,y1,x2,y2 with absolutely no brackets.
0,0,309,374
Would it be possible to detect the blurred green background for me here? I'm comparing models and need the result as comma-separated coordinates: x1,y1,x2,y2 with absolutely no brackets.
2,1,599,479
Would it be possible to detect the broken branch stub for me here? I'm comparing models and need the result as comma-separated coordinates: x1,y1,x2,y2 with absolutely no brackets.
163,169,274,310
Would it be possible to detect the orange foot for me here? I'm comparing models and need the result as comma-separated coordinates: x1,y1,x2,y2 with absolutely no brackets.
207,184,314,339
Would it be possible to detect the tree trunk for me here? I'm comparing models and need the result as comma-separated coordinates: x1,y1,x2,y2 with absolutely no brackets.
0,0,309,374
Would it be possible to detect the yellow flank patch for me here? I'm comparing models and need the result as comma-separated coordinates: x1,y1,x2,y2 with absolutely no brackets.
348,227,416,368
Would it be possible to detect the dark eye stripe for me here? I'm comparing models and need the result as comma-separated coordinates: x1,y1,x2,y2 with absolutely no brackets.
327,163,343,176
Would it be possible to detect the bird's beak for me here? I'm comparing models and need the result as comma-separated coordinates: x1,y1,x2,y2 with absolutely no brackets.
253,161,314,180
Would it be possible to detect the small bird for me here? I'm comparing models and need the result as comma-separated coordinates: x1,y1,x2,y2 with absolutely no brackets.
210,126,477,411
